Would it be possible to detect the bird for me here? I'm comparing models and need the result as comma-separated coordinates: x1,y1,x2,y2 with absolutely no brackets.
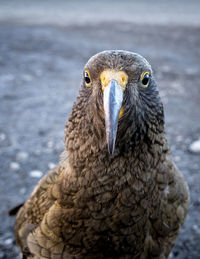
14,50,189,259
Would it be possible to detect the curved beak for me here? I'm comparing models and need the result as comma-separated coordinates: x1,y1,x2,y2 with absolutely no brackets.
103,79,124,154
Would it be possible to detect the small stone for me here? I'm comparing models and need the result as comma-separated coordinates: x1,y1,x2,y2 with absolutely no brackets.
47,141,53,149
30,170,43,178
171,81,181,89
185,67,199,76
192,224,200,234
10,162,20,171
16,151,29,162
20,187,26,194
161,65,171,73
174,155,181,162
189,139,200,153
55,141,64,152
0,133,6,141
48,162,56,169
176,135,183,142
45,148,53,154
4,238,13,245
2,74,15,82
33,149,42,155
45,141,54,153
22,74,32,82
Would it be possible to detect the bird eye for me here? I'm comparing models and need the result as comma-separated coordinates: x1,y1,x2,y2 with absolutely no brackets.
141,72,150,87
84,70,92,87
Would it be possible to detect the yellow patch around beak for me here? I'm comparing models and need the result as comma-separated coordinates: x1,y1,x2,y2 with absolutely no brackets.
100,70,128,91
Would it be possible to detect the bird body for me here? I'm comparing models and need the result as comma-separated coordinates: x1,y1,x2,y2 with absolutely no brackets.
15,50,189,259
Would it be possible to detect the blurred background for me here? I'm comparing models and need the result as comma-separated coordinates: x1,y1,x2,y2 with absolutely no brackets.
0,0,200,258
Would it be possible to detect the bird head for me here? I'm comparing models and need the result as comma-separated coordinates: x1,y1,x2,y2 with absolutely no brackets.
79,50,164,155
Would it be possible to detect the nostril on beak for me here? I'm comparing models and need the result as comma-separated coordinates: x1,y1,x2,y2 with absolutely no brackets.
122,76,126,82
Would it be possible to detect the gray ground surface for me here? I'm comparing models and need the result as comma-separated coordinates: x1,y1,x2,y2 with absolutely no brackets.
0,1,200,258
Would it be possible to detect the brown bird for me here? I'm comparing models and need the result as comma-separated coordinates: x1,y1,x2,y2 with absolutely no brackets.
15,50,189,259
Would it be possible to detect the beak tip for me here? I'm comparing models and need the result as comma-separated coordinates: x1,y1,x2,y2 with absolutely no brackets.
108,139,115,155
108,149,114,155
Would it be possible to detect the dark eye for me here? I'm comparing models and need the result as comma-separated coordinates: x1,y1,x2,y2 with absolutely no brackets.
84,70,92,87
141,72,150,87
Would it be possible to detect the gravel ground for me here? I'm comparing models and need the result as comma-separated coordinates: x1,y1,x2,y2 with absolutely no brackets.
0,1,200,258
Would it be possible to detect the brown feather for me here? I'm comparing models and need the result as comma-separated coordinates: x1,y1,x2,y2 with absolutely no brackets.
15,50,189,259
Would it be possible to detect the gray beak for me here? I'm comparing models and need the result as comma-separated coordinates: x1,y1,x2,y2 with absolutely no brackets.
103,79,124,154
